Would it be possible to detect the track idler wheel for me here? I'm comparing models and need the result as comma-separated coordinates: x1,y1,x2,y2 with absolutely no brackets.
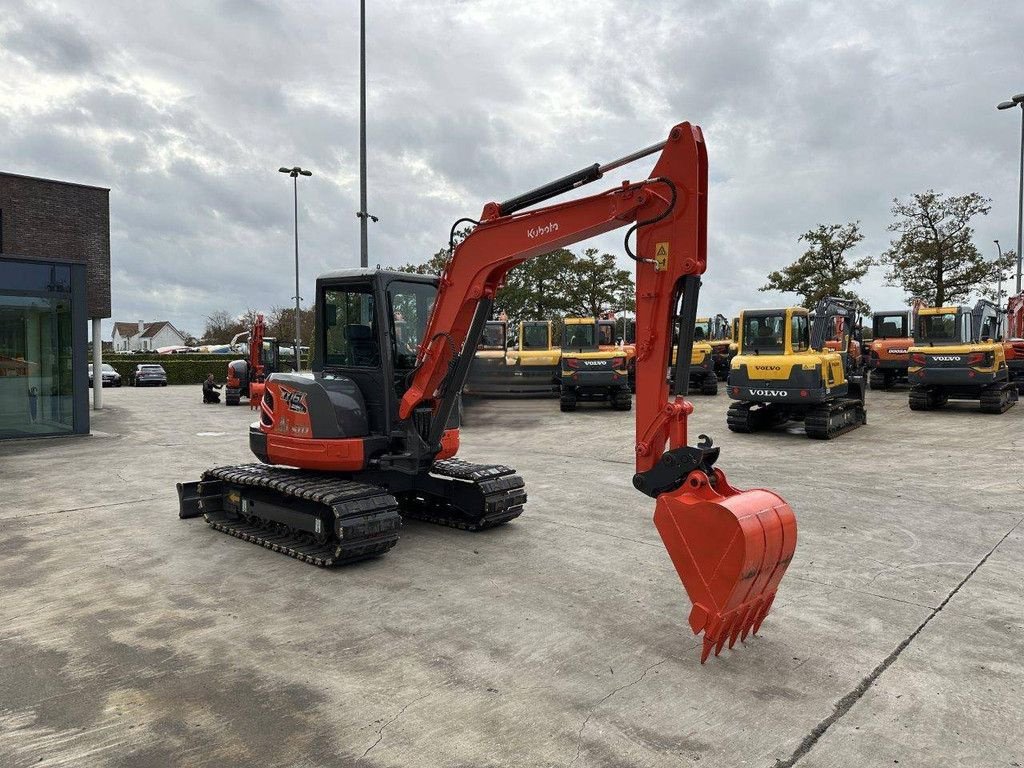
653,469,797,662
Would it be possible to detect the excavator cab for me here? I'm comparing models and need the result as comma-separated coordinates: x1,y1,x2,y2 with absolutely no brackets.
504,320,560,396
464,319,513,396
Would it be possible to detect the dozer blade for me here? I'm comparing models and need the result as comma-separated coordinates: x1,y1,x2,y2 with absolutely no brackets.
654,482,796,663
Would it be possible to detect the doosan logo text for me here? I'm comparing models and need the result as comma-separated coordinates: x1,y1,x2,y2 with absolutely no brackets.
750,389,788,397
527,222,559,239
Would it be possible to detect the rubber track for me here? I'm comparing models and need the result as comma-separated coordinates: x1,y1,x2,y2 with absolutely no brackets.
199,464,402,567
398,459,527,531
726,402,758,433
804,398,865,440
980,383,1018,414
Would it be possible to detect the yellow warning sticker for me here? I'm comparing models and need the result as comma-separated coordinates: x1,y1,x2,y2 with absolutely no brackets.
655,242,669,271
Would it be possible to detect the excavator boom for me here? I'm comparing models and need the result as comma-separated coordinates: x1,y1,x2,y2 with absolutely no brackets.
400,123,797,661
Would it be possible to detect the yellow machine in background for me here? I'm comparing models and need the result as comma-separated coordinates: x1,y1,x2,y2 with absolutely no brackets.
505,320,561,396
670,340,718,395
908,301,1018,413
694,314,734,380
559,317,632,411
463,319,511,396
727,298,867,439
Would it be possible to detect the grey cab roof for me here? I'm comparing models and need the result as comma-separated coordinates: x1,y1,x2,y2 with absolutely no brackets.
317,268,438,284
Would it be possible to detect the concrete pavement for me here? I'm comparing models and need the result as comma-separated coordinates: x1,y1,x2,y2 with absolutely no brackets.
0,385,1020,767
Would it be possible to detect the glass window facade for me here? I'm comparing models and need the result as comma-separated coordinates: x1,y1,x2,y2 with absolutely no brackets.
0,258,87,438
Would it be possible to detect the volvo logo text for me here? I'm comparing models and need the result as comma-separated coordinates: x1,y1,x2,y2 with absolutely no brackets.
750,389,788,397
753,365,782,371
933,356,961,362
527,222,559,239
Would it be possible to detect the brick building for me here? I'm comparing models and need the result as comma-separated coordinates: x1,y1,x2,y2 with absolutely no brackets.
0,172,111,438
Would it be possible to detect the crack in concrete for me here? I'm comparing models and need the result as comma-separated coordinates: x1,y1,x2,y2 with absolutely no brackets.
773,516,1023,768
360,691,432,760
568,659,667,767
0,497,161,523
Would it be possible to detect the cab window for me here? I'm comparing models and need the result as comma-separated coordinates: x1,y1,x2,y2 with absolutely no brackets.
387,281,436,369
521,324,548,350
598,323,615,346
478,323,506,350
324,288,378,367
564,324,596,349
790,314,810,352
742,314,785,354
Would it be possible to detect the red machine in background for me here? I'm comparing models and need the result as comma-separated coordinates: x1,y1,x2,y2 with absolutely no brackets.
225,314,282,407
1006,292,1024,392
180,123,797,663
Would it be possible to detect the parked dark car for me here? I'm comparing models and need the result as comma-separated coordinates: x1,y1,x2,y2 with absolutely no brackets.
88,363,123,388
132,364,168,387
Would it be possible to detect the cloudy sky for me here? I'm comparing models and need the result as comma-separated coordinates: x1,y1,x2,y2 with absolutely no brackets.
2,0,1022,339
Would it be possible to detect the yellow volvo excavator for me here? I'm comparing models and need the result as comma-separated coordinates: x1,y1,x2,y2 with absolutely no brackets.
506,320,561,395
727,297,867,439
558,317,632,411
908,300,1018,413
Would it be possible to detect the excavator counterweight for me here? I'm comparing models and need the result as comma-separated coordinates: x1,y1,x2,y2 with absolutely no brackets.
179,123,797,662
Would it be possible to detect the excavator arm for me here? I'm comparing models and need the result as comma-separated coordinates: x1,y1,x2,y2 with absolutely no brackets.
401,123,797,661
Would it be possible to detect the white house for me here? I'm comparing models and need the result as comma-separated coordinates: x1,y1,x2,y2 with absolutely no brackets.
111,321,188,352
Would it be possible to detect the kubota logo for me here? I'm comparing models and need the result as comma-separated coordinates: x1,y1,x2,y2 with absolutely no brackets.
280,387,308,414
750,389,788,397
527,222,559,239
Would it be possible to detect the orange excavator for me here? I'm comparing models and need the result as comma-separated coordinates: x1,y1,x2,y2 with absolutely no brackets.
224,313,282,407
177,124,797,662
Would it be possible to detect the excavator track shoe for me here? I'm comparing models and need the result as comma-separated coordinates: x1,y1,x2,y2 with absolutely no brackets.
397,459,527,531
804,398,865,440
653,478,796,663
193,464,402,566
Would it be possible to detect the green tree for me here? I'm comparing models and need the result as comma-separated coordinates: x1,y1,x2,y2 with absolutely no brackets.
761,222,871,312
496,248,577,319
879,191,1014,306
563,249,636,317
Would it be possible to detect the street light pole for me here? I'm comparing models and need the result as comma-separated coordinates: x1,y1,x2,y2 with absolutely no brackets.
997,93,1024,293
995,239,1005,336
279,165,312,370
355,0,377,266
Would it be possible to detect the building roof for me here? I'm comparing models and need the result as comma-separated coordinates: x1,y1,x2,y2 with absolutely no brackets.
112,321,185,341
141,320,181,339
113,322,140,339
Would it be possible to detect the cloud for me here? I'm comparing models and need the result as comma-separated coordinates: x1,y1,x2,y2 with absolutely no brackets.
0,0,1022,339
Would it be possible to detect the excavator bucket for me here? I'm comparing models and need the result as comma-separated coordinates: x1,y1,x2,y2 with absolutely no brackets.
653,472,797,662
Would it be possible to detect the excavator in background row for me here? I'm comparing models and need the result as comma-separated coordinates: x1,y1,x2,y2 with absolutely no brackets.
506,320,561,396
908,300,1018,413
1005,292,1024,392
177,123,797,662
865,300,926,390
727,297,867,439
694,314,734,380
224,314,284,407
558,317,632,411
598,316,638,391
463,319,514,396
670,334,718,395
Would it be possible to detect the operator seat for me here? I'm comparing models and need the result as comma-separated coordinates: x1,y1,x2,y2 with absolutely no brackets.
881,321,899,338
346,325,379,367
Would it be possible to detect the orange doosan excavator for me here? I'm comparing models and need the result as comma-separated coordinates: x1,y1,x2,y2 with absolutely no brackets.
177,123,797,662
